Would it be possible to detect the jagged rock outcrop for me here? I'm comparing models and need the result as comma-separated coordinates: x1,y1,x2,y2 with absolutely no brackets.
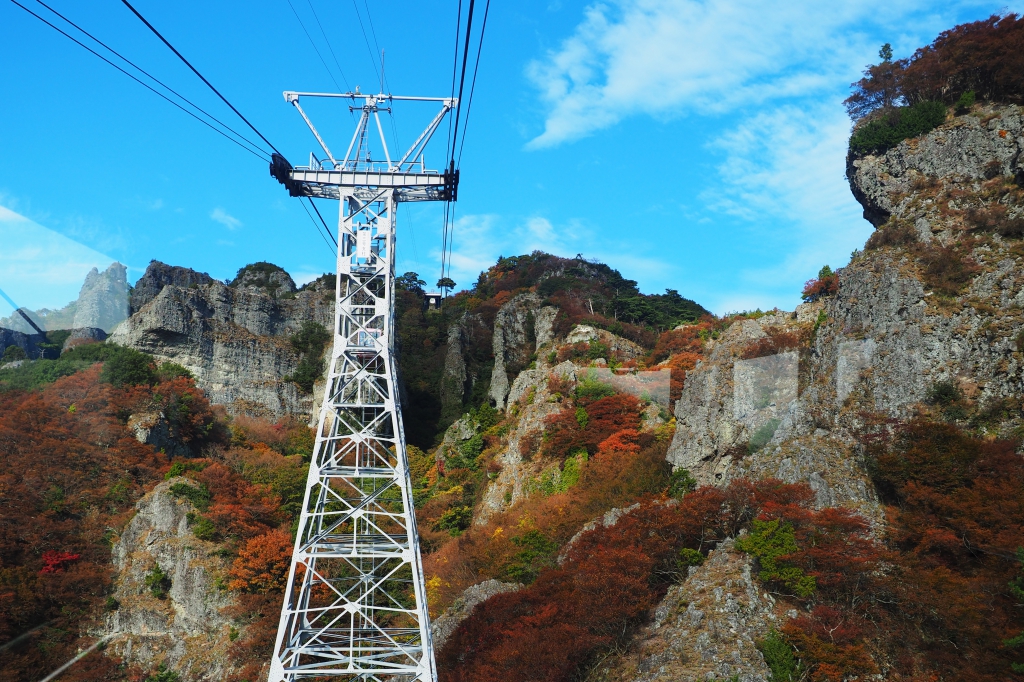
431,579,520,652
127,412,190,458
0,262,129,333
668,105,1024,521
104,479,236,681
595,539,786,682
73,262,130,331
848,103,1023,227
131,262,216,315
0,328,40,360
111,261,333,419
232,263,297,296
488,293,559,409
440,321,470,420
62,326,107,350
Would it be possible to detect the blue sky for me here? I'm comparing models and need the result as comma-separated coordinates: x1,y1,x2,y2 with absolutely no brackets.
1,0,1019,316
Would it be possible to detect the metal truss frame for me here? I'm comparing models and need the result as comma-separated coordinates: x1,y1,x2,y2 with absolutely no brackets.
268,91,452,682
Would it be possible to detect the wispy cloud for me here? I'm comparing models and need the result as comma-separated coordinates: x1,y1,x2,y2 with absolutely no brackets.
525,0,995,148
211,207,242,230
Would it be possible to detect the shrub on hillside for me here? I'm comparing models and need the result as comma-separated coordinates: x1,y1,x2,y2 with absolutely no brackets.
227,530,292,593
287,321,330,393
800,265,839,302
849,100,948,156
2,344,26,362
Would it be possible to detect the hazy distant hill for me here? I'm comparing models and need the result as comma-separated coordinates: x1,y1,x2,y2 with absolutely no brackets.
0,262,129,333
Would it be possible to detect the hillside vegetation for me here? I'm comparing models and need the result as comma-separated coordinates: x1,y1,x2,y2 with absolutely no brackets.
0,348,310,681
847,13,1024,154
395,252,708,448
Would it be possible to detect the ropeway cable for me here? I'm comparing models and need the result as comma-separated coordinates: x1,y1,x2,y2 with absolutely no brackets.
9,0,269,162
286,0,345,94
120,0,283,157
32,0,271,159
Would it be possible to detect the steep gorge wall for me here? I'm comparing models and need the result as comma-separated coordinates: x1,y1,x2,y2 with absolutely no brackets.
110,262,333,419
667,104,1024,518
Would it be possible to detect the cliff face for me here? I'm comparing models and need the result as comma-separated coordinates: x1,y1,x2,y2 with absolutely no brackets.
667,104,1024,522
111,261,333,419
104,479,237,681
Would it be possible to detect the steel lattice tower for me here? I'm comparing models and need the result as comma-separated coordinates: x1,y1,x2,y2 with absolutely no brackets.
268,90,457,682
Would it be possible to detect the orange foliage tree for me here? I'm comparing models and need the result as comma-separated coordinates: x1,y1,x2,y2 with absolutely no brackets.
228,529,293,593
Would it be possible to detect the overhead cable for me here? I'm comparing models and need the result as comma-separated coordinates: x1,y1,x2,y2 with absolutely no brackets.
306,197,337,247
31,0,270,158
286,0,345,93
440,0,464,294
304,0,352,91
360,0,389,91
9,0,269,162
457,0,491,165
299,198,338,254
448,0,477,170
350,0,381,90
120,0,283,156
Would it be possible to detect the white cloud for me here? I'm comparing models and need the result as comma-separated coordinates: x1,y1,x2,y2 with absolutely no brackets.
705,102,873,288
210,207,242,230
525,0,995,148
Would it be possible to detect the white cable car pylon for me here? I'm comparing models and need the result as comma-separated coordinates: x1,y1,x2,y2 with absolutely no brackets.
267,89,457,682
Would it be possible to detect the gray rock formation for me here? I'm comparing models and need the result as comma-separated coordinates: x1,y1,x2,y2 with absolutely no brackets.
0,262,128,333
111,262,333,419
848,104,1023,227
127,412,190,458
73,262,130,332
0,327,40,360
488,293,544,409
62,326,108,351
667,106,1024,521
595,539,782,682
105,479,236,681
431,579,521,653
131,262,216,315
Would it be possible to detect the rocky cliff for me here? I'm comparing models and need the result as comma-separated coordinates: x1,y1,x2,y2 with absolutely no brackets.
104,479,237,680
0,262,129,333
666,103,1024,524
110,261,333,419
426,103,1024,680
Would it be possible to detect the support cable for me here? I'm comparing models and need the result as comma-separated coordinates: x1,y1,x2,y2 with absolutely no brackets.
9,0,269,162
304,0,351,91
350,0,381,90
120,0,283,156
448,0,476,170
285,0,344,94
457,0,491,166
33,0,271,158
442,0,477,296
440,0,463,294
307,197,337,247
300,198,338,254
361,0,388,91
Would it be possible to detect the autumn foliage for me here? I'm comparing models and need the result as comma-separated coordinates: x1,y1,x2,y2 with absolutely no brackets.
0,367,171,679
846,14,1024,119
228,529,293,593
437,479,835,681
0,359,309,682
